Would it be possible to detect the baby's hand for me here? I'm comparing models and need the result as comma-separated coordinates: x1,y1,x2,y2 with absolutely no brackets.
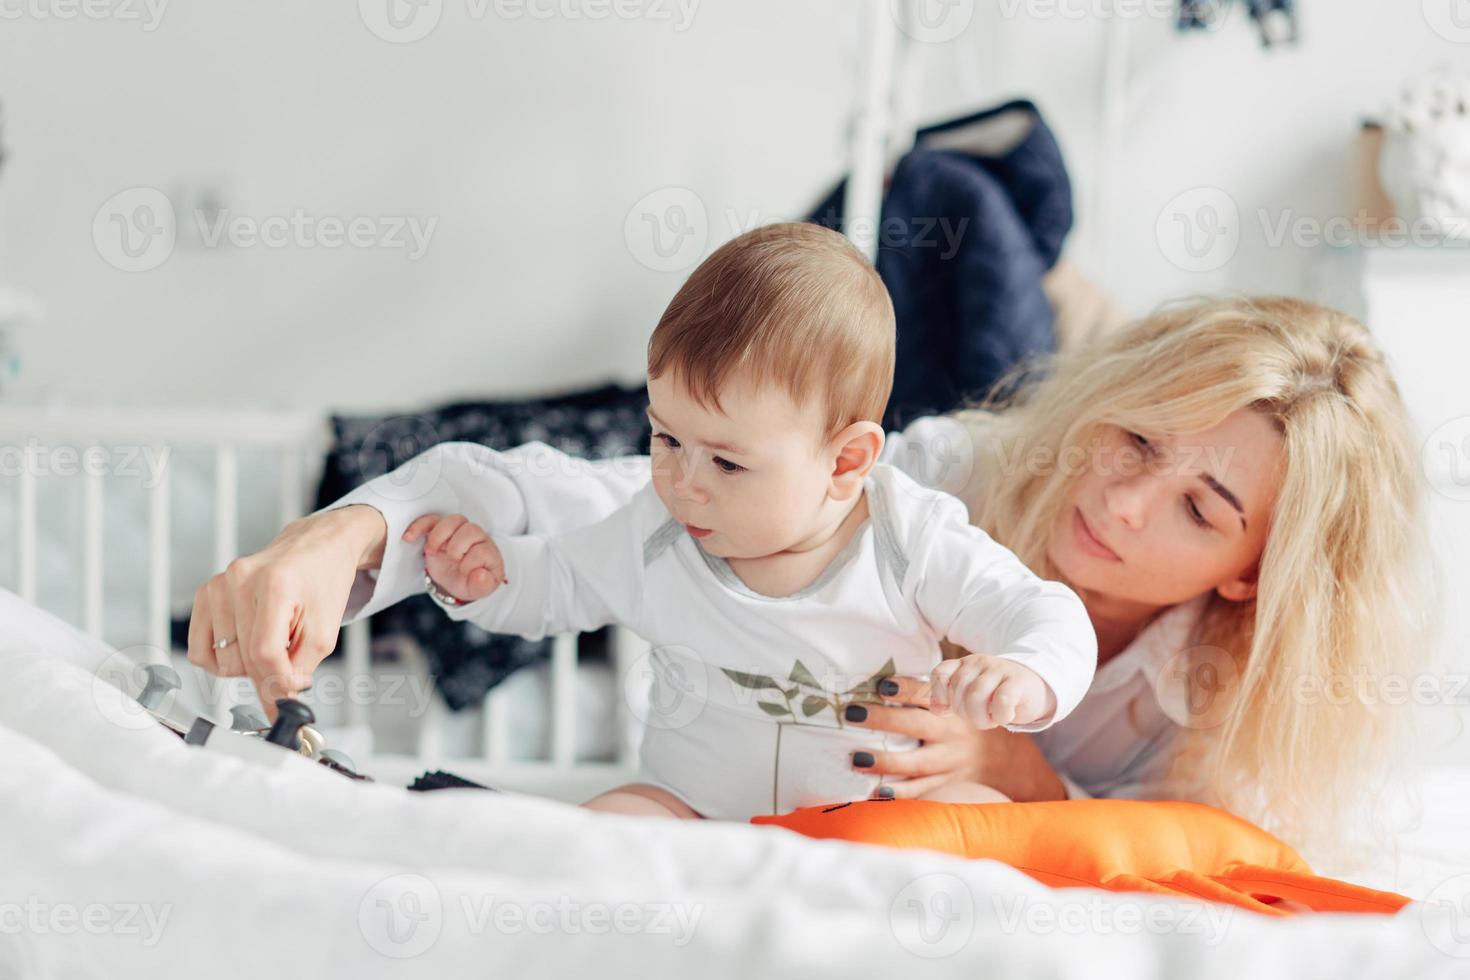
927,653,1057,729
403,513,508,603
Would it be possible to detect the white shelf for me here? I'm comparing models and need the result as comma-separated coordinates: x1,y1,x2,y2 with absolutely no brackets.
1311,247,1470,765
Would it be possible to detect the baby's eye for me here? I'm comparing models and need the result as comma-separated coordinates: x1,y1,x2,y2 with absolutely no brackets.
655,433,680,451
713,457,745,475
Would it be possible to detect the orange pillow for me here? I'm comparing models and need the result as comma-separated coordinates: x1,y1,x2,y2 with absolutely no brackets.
751,798,1410,916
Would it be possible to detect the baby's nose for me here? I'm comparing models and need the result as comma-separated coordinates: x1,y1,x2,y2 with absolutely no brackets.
674,467,710,499
673,474,707,500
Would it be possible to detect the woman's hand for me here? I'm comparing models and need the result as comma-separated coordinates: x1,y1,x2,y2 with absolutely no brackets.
845,673,1070,802
186,504,387,722
403,513,508,603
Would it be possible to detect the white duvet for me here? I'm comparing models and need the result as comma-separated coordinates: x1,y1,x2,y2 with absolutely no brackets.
0,589,1462,979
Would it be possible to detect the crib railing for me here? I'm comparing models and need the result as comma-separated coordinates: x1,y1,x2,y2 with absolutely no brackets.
1,406,642,796
3,406,325,645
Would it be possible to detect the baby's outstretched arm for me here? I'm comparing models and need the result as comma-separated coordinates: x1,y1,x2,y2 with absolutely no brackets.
403,513,508,603
911,494,1098,733
410,482,660,641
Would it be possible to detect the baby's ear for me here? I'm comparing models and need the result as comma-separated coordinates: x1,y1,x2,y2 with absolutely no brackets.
830,421,884,494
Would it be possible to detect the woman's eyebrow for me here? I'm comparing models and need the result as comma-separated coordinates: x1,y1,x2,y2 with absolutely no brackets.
1200,473,1247,532
645,407,749,456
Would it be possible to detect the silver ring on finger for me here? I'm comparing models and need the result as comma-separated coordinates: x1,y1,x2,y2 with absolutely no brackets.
214,636,235,651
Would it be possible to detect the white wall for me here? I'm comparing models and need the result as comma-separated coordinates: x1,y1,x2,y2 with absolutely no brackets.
1,0,857,411
0,0,1465,415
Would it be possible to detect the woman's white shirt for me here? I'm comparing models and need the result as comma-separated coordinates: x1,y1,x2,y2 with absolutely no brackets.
323,414,1209,804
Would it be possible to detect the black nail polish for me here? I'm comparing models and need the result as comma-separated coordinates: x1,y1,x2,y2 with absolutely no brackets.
876,786,895,799
878,678,899,697
852,751,874,768
844,704,867,722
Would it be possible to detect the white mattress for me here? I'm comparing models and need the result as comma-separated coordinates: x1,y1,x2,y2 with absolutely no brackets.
3,588,1467,979
1332,766,1470,901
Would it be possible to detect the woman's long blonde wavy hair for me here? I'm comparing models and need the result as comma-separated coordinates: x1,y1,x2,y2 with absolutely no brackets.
949,295,1438,859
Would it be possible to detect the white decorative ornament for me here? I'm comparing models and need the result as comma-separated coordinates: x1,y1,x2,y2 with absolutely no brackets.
1378,69,1470,243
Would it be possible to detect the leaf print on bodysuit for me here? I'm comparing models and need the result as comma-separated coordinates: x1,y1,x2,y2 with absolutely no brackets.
721,657,898,727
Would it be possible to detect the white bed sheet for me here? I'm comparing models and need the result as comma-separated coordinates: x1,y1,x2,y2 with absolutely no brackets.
1329,765,1470,902
1,588,1465,979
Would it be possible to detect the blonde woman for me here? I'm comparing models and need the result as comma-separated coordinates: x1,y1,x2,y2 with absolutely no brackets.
857,294,1436,865
187,295,1434,863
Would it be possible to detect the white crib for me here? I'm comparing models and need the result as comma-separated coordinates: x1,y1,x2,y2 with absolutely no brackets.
0,406,649,801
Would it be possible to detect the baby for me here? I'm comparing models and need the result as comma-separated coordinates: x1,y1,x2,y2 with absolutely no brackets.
406,223,1097,820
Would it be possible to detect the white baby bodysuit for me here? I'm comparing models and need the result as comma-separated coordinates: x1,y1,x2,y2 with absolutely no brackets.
429,461,1097,820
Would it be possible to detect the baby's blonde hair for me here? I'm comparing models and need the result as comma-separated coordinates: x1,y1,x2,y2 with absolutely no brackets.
647,222,895,445
951,295,1437,862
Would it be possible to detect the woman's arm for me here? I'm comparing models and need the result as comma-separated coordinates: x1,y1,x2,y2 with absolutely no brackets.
185,440,649,717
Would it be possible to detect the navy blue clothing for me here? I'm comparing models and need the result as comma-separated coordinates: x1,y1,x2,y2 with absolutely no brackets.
810,99,1073,430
